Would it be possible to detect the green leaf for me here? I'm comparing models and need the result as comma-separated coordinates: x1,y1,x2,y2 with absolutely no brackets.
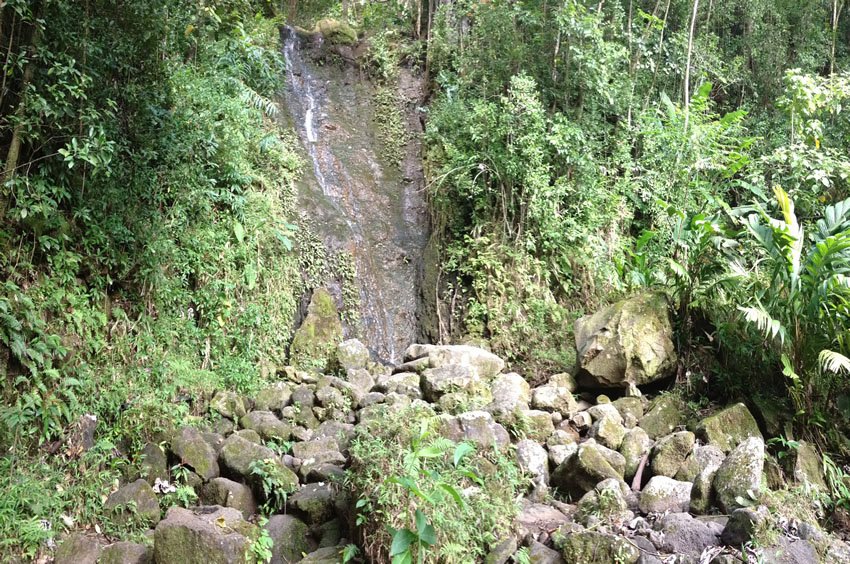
438,483,465,507
453,442,475,467
390,529,417,556
233,221,245,244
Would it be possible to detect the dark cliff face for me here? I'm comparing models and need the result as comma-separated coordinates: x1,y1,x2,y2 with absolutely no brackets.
281,26,429,364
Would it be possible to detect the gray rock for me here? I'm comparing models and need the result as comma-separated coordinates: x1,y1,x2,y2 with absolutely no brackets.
653,512,721,558
300,546,343,563
201,478,257,518
104,479,161,525
171,426,220,481
620,427,653,482
422,364,483,401
292,437,346,480
790,440,826,490
638,395,687,439
153,506,254,564
436,411,510,450
577,478,631,526
574,293,676,389
517,439,549,495
519,409,556,442
721,506,770,546
288,483,336,524
54,534,102,564
554,528,640,563
612,397,644,423
486,373,531,423
690,446,726,515
240,411,292,442
590,415,627,450
313,421,356,453
210,391,248,420
639,476,692,514
514,501,572,539
532,383,578,417
696,403,762,453
527,539,566,563
139,442,169,485
403,343,505,379
336,338,370,371
587,403,624,424
98,541,152,564
218,434,298,492
484,536,517,564
265,514,316,563
254,382,293,412
375,372,422,397
650,431,694,478
552,441,626,499
713,437,764,513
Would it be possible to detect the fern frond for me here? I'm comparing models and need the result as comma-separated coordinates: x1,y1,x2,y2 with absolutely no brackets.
238,84,279,117
739,306,787,344
819,349,850,374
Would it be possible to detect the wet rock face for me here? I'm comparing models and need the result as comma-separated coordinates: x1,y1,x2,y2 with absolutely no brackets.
574,293,676,389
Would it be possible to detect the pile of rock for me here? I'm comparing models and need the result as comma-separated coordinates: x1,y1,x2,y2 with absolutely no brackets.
53,294,850,563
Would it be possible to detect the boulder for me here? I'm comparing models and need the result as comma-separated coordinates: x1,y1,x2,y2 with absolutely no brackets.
219,434,298,492
54,534,103,564
254,382,293,412
292,437,346,481
300,546,344,563
422,365,483,401
436,411,510,450
532,374,578,416
486,373,531,423
555,529,639,564
527,540,566,564
639,476,693,514
695,403,762,453
589,415,627,450
574,293,676,388
265,514,316,563
98,541,153,564
171,427,219,480
576,478,631,526
619,427,653,482
653,512,721,558
288,483,337,524
612,397,644,423
210,391,248,420
313,421,356,453
713,437,764,513
551,442,626,499
314,18,358,46
519,409,555,442
516,439,549,496
104,479,161,525
650,431,694,478
154,506,254,564
139,442,169,485
404,344,505,379
240,411,292,442
335,339,370,371
290,288,343,371
638,395,687,439
484,537,517,564
513,501,572,539
789,440,826,490
375,372,421,397
721,506,770,546
587,403,623,424
201,478,257,518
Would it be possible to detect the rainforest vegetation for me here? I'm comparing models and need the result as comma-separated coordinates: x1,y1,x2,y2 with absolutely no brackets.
2,0,850,562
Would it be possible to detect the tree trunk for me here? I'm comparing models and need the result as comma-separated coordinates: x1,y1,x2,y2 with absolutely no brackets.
1,8,41,222
683,0,700,133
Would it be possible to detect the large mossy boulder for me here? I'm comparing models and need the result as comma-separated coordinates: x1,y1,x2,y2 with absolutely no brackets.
554,529,639,564
638,394,688,439
551,442,626,499
290,288,343,371
154,506,255,564
574,293,676,389
219,434,299,492
171,426,220,481
104,479,161,526
315,18,358,46
713,437,765,513
695,403,762,453
266,514,315,563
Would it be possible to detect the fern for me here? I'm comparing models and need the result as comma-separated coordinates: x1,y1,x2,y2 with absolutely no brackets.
819,350,850,374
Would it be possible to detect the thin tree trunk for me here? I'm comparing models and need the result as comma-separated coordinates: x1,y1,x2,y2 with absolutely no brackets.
683,0,700,133
1,9,41,222
831,0,845,76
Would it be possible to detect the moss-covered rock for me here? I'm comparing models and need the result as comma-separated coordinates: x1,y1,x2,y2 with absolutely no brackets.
253,382,292,412
201,478,257,518
620,426,653,482
638,394,687,439
104,479,161,526
290,288,343,371
315,18,358,46
219,434,298,492
650,431,695,478
210,390,248,420
154,506,255,564
554,528,639,564
335,338,371,371
287,483,337,524
266,514,315,563
590,414,627,450
574,293,676,389
54,534,103,564
713,437,765,513
576,478,631,526
171,426,220,481
98,541,152,564
520,409,556,442
790,440,826,490
639,476,692,514
695,403,762,453
551,442,626,499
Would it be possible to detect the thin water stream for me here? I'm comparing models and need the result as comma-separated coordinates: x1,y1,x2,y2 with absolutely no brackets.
281,27,428,363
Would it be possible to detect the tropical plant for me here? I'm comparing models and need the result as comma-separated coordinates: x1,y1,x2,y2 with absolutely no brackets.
734,186,850,424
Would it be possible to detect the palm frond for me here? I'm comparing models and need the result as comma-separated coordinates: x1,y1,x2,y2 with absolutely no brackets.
738,305,787,345
819,349,850,374
816,196,850,242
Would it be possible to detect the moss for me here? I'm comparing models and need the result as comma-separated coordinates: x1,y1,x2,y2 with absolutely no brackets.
315,19,359,46
289,288,343,371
